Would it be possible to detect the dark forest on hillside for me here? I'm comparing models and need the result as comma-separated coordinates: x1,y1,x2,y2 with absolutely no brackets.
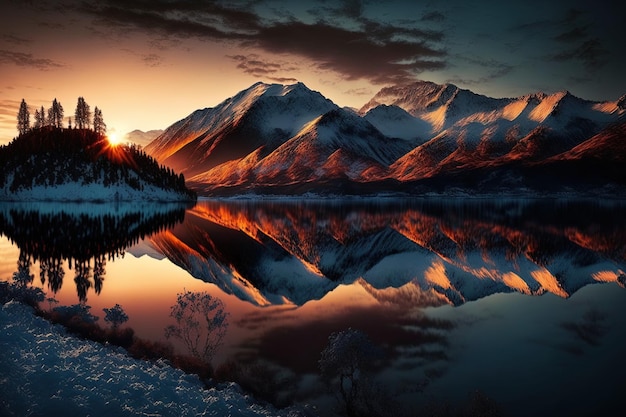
0,128,195,199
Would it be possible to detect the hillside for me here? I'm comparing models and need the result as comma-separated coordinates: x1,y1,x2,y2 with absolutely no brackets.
0,128,196,201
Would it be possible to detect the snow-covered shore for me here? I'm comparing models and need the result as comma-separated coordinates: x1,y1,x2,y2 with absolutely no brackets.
0,182,195,202
0,301,306,416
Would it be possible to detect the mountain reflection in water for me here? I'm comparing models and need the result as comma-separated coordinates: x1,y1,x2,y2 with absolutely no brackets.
1,198,626,416
148,199,626,307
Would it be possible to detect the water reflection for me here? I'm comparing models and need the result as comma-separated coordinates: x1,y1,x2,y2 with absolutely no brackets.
149,199,626,306
2,198,625,415
0,202,189,301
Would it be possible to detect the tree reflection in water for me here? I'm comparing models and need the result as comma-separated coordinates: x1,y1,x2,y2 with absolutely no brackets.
0,203,189,302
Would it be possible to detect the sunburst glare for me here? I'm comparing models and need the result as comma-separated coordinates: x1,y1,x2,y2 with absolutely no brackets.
107,132,121,146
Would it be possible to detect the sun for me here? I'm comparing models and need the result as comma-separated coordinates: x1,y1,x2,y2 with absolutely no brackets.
107,132,121,146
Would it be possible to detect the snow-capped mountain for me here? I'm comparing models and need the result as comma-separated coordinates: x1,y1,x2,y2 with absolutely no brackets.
145,82,337,178
146,81,625,195
123,129,164,147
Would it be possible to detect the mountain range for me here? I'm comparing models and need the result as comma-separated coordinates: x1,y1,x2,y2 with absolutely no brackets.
145,81,626,195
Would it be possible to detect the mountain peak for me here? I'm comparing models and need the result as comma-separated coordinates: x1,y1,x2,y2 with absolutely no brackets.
359,80,453,115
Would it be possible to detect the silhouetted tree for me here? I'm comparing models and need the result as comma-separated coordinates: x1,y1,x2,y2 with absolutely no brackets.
93,106,106,135
34,105,45,129
47,98,64,128
17,99,30,135
13,251,34,287
165,290,229,363
75,96,91,129
319,328,385,417
103,304,129,330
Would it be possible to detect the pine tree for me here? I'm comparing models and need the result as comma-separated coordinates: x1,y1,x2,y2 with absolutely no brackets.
75,97,91,129
93,106,106,135
17,99,30,135
34,105,45,129
47,98,64,128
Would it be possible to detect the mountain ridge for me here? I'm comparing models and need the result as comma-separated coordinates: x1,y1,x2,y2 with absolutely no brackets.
145,80,625,195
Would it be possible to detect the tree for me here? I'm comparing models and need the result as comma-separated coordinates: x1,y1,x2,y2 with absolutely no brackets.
47,98,64,128
319,328,384,417
52,303,99,324
164,290,229,363
93,106,106,135
103,303,129,330
75,96,91,129
34,105,45,129
17,99,30,135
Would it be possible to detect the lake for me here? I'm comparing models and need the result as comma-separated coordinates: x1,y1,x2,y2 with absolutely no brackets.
1,198,625,416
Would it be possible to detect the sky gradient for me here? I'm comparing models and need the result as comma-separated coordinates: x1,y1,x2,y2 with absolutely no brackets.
1,0,624,144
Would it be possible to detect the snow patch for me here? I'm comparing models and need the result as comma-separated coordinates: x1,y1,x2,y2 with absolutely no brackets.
0,301,300,417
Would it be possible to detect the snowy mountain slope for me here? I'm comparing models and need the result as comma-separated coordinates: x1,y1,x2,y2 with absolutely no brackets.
548,122,626,162
252,109,412,183
384,88,625,182
187,107,412,188
363,104,431,142
145,82,337,177
146,80,625,194
359,81,511,133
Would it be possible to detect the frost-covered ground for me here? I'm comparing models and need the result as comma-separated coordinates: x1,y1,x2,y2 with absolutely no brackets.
0,301,306,417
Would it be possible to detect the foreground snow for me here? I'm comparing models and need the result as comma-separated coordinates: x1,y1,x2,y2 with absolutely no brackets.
0,301,303,417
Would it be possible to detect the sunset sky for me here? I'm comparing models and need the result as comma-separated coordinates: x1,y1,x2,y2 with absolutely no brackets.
1,0,624,144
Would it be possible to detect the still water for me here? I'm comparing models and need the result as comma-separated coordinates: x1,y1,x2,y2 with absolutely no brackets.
1,198,625,416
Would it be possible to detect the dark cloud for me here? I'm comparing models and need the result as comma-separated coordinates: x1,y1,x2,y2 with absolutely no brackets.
0,99,21,139
228,54,298,83
343,87,373,97
78,0,446,85
233,302,454,374
550,12,608,72
142,53,164,67
0,49,64,70
446,55,514,87
315,0,364,20
0,34,32,46
421,11,445,22
554,25,589,43
122,48,165,67
250,21,445,84
513,6,611,75
84,4,247,40
550,38,609,71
